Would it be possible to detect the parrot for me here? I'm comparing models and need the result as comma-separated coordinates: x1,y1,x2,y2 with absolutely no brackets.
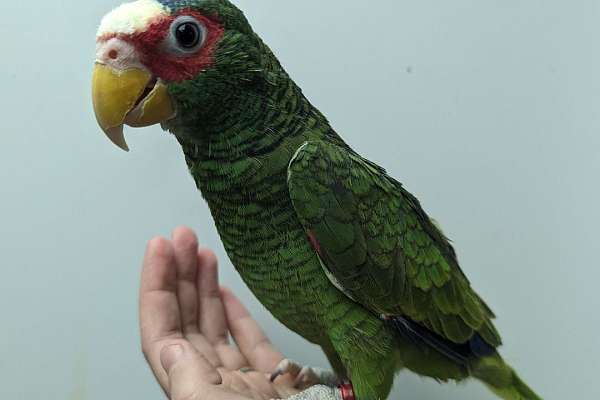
91,1,541,399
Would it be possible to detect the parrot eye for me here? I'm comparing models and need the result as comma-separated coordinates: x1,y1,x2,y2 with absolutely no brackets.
176,22,200,48
166,16,206,54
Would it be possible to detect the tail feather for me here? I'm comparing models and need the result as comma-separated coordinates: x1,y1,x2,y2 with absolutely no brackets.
472,354,542,400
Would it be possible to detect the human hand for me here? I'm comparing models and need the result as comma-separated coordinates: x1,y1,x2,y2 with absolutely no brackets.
139,227,301,400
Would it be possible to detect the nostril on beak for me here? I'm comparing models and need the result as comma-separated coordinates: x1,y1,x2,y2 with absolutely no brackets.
108,49,119,60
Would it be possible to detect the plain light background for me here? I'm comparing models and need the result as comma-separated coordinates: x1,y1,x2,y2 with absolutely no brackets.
0,0,597,398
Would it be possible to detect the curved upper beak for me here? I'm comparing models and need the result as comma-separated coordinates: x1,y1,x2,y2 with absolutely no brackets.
91,63,175,151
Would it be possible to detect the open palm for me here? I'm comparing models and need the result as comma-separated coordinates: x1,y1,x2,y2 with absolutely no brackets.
139,227,300,400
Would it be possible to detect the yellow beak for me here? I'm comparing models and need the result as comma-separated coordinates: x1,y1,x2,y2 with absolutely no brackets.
91,64,175,151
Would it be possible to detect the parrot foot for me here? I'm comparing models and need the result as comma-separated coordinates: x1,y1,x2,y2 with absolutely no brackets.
270,358,340,388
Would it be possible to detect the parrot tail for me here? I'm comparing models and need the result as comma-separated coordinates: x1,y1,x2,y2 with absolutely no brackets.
471,354,542,400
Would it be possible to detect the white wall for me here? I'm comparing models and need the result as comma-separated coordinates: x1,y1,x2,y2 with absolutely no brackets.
1,1,597,398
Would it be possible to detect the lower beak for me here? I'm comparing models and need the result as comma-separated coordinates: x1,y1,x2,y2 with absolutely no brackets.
91,64,175,151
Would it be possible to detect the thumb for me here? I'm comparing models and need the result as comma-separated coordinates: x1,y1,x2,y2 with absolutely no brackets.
160,342,222,400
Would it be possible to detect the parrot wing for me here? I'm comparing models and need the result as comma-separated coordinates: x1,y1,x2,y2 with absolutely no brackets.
287,140,502,364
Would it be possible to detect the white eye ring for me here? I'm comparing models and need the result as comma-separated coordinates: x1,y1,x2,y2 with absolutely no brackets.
165,15,207,55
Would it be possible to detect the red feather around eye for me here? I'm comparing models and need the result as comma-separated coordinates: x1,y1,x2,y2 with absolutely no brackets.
128,9,224,82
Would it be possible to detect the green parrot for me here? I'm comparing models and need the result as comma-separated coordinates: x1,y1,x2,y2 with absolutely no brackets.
91,1,541,399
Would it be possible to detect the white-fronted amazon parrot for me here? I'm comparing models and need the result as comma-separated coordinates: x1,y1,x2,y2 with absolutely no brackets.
91,1,541,399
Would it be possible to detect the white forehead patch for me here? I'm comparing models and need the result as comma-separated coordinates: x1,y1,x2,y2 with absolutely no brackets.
97,0,170,37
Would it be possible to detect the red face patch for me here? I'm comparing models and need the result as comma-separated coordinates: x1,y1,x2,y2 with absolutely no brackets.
99,9,224,82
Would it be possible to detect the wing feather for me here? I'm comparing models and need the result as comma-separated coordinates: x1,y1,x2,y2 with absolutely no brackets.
288,141,502,358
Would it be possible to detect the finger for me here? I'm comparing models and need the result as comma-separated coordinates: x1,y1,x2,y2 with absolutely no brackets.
221,287,284,373
161,341,222,400
197,248,229,345
194,248,246,369
237,370,289,399
216,369,252,396
168,233,222,367
172,227,200,334
140,237,183,391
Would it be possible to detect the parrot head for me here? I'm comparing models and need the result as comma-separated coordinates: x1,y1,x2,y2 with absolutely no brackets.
92,0,266,151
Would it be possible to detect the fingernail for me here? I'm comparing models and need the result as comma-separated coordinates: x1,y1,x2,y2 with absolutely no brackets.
161,344,183,372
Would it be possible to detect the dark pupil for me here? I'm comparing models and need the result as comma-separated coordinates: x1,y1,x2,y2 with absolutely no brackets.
176,23,200,48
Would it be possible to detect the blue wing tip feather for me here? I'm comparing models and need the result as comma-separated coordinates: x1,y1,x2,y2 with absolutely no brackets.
389,316,495,366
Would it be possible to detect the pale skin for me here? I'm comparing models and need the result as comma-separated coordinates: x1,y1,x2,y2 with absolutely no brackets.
139,226,307,400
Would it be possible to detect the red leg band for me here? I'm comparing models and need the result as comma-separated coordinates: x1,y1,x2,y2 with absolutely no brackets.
338,381,355,400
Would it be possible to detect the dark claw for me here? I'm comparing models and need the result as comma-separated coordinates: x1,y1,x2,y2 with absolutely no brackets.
270,369,283,382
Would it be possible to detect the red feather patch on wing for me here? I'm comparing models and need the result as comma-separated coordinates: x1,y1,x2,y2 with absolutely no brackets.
307,230,323,257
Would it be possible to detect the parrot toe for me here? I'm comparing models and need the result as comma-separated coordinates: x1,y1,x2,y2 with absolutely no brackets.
270,358,340,389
